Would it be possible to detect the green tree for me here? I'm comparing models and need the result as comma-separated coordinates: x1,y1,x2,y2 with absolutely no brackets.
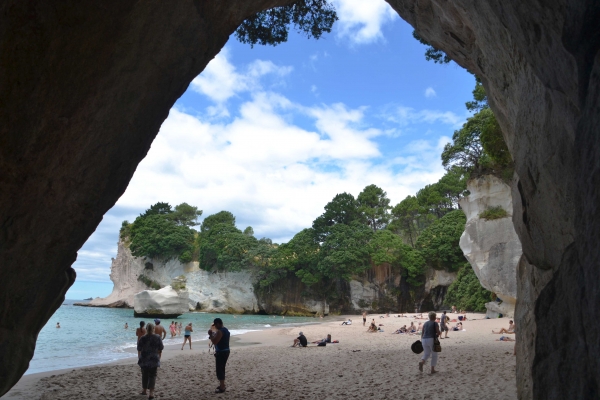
441,110,488,174
169,203,202,227
465,78,488,112
412,31,451,64
368,230,426,286
139,202,173,218
129,214,195,262
312,192,362,241
199,223,258,272
200,211,236,233
445,264,493,312
415,210,467,271
318,221,373,281
480,109,512,169
357,184,391,232
388,196,422,247
243,226,255,236
235,0,337,47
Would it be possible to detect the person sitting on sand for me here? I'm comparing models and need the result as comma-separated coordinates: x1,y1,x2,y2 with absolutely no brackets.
493,320,515,334
293,332,308,347
416,322,423,333
496,336,515,342
392,325,408,334
452,322,463,331
367,322,378,332
408,322,417,333
341,319,352,325
452,305,457,313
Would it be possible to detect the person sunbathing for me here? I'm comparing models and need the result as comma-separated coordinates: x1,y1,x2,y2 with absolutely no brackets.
407,322,417,333
493,320,515,334
341,319,352,325
367,322,378,332
416,322,422,333
496,336,515,342
452,322,463,331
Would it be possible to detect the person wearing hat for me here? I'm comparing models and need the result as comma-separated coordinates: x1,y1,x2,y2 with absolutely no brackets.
153,319,166,340
292,332,308,347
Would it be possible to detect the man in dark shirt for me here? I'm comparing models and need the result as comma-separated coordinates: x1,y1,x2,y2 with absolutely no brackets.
209,318,230,393
292,332,308,347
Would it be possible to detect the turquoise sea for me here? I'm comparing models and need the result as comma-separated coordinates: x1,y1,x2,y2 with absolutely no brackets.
28,300,318,375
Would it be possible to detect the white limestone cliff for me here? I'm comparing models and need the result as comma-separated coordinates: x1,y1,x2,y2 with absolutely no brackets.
459,175,520,317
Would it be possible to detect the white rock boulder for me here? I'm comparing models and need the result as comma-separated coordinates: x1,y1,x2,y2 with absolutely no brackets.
134,286,189,317
459,175,520,317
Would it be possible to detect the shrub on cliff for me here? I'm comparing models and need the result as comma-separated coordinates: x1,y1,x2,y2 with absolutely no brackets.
445,263,493,312
479,206,508,220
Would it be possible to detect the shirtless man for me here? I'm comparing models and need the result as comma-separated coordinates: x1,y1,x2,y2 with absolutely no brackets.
493,320,515,334
154,319,167,340
136,321,146,343
362,311,367,326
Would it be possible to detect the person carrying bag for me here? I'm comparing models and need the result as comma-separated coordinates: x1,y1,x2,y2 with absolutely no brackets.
418,311,441,374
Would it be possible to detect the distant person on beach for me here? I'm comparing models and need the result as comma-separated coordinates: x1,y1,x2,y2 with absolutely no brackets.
169,321,176,338
452,305,457,313
136,321,146,343
440,311,449,339
496,336,515,342
137,323,163,399
154,319,166,340
341,319,352,325
181,323,193,350
125,323,128,329
418,311,440,375
293,332,308,347
56,322,60,328
367,322,378,332
178,322,182,336
209,318,231,394
362,311,367,326
493,320,515,334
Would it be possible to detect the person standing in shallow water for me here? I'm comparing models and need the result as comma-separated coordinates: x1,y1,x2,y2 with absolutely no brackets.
137,323,164,400
153,319,166,340
419,311,441,374
136,321,146,343
209,318,230,394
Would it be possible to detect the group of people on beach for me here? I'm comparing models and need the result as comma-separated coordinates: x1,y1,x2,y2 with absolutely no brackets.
133,318,230,398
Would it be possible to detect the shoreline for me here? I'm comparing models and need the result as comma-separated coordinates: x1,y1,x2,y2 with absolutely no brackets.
5,313,518,399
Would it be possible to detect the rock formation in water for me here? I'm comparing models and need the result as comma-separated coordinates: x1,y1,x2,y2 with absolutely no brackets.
134,286,190,318
1,0,598,397
459,175,519,318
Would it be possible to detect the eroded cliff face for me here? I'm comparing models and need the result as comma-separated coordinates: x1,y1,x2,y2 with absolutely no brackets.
459,175,519,317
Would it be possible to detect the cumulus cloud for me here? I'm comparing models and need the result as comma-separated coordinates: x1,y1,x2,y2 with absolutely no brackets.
425,87,437,98
190,49,292,103
332,0,398,44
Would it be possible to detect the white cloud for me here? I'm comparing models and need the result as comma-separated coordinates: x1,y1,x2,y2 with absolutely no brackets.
332,0,398,44
190,49,292,103
425,87,437,98
391,106,465,128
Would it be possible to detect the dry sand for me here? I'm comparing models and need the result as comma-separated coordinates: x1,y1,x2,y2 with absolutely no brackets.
5,313,517,399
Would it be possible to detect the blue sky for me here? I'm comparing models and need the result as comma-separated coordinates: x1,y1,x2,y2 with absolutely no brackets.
67,0,475,299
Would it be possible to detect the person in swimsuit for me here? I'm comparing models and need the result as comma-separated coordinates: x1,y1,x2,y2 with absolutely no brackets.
153,319,166,340
177,322,182,336
362,311,367,326
56,322,60,328
136,321,146,343
493,320,515,334
125,323,128,329
181,323,193,350
209,318,231,394
169,321,176,338
440,311,449,338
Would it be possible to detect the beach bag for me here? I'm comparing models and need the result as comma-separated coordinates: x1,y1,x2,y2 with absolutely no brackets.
411,340,424,354
433,337,442,352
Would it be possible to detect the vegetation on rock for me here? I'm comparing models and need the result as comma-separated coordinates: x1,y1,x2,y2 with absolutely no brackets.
445,264,493,312
479,206,509,221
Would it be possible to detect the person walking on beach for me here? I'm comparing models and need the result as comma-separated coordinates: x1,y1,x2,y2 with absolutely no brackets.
154,319,166,340
136,321,146,343
181,323,193,350
440,311,449,339
137,323,164,400
362,311,367,326
209,318,231,394
418,311,441,374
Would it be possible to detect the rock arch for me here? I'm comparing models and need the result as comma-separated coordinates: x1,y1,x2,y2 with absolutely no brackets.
0,0,598,398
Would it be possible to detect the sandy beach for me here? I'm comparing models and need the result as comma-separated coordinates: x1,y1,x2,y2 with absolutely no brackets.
5,313,517,399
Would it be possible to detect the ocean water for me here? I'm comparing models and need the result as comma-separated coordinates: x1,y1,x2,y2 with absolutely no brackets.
28,300,318,375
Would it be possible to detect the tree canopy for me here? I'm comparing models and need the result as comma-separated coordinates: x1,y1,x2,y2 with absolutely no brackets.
235,0,337,47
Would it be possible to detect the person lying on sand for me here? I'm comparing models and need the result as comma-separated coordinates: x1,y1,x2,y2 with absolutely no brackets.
493,320,515,334
452,322,463,331
341,319,352,325
496,336,515,342
392,325,408,334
